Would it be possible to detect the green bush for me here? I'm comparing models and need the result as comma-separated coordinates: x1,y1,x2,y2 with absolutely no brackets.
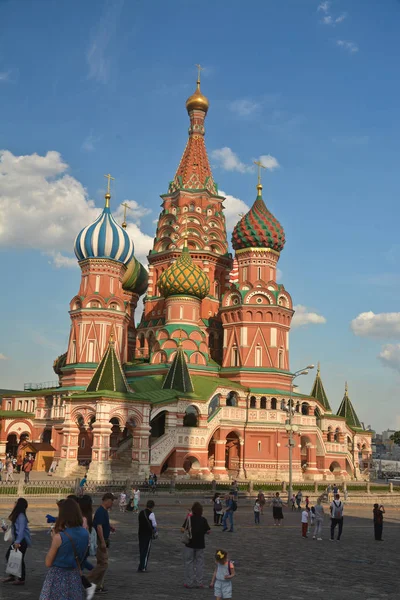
0,486,17,495
345,484,367,491
370,485,389,492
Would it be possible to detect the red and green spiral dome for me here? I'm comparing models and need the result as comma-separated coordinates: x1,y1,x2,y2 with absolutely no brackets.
231,188,285,252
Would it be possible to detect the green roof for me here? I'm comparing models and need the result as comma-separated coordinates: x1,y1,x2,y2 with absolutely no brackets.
337,385,362,429
310,365,332,411
0,410,35,418
162,346,194,393
247,387,309,398
86,338,131,394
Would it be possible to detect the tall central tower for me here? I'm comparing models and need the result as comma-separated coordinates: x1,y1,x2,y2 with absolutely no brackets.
136,71,232,368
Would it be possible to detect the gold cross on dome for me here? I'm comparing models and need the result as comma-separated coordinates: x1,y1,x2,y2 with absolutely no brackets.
254,160,266,186
195,64,203,84
104,173,115,194
121,202,131,228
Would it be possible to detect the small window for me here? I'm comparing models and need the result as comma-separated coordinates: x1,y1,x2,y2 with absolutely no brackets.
95,275,101,292
110,302,119,311
18,400,22,410
255,346,262,367
232,346,239,367
258,441,261,452
260,397,267,409
91,301,100,308
278,350,284,369
257,266,262,280
250,396,256,408
7,401,11,410
271,398,277,410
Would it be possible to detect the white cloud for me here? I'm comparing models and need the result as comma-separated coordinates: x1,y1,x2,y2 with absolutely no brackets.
219,190,250,232
337,40,359,53
322,15,333,25
379,344,400,372
351,312,400,338
82,132,100,152
211,148,280,174
0,353,8,360
292,305,327,328
257,154,280,171
0,71,10,82
335,13,347,23
318,1,330,12
211,147,252,174
0,149,153,267
229,99,261,117
86,0,124,83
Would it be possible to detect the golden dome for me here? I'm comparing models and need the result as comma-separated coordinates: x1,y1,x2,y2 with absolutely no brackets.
186,80,209,114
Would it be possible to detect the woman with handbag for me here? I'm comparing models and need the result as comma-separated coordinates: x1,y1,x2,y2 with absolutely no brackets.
181,502,211,589
2,497,31,586
39,497,90,600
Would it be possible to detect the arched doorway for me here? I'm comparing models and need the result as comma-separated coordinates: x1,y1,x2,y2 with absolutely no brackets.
42,429,52,444
329,461,341,474
6,434,18,457
225,431,241,472
183,405,199,427
150,411,166,441
300,436,312,470
183,456,201,474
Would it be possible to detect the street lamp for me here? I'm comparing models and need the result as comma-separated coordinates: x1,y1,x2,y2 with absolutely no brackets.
285,365,314,502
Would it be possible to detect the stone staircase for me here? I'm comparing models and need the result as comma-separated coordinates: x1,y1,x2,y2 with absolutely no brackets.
109,437,139,480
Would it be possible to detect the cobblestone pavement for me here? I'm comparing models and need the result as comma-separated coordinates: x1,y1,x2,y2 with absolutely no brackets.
0,497,399,600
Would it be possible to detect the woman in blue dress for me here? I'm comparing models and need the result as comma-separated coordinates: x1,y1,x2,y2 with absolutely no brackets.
39,497,89,600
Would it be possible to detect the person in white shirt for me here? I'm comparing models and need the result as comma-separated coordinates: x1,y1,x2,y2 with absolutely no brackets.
134,488,141,512
301,507,310,538
313,498,325,540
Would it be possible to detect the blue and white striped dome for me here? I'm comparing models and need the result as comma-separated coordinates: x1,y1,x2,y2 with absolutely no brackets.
74,203,134,264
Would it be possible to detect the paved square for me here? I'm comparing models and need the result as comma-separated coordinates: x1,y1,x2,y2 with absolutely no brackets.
1,497,399,599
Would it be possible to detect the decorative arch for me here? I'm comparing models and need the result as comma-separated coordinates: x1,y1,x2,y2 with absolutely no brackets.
183,405,200,427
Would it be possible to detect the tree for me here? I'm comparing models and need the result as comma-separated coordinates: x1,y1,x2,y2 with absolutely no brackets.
389,431,400,445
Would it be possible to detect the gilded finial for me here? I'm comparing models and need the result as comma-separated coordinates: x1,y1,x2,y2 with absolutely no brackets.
317,361,320,375
254,160,266,196
121,202,131,229
109,331,115,345
195,63,203,88
104,173,115,208
178,328,183,346
345,381,348,395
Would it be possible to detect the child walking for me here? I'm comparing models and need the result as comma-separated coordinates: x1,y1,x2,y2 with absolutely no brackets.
119,490,127,512
301,507,310,538
210,549,235,599
254,499,261,524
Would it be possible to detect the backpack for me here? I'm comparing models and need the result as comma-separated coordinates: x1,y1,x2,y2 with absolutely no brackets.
331,500,343,519
89,527,98,557
231,500,238,512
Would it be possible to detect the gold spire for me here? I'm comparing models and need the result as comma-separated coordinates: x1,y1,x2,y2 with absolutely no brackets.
183,216,189,248
317,361,320,375
186,64,209,114
121,202,131,229
104,173,115,208
345,381,348,395
254,160,266,196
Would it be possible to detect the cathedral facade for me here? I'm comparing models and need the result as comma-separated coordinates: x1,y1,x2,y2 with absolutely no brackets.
0,76,372,481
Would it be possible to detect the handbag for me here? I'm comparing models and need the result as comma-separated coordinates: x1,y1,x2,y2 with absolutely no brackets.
6,548,22,578
4,525,13,543
64,531,91,590
181,516,192,545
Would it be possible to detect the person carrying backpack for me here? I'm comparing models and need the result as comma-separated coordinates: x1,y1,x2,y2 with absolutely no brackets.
330,493,344,541
222,493,236,533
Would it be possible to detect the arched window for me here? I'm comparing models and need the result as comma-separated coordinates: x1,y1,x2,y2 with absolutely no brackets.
183,405,199,427
260,397,267,409
226,391,237,407
334,428,340,442
109,302,119,311
214,281,220,298
208,394,220,416
250,396,256,409
271,398,277,410
281,399,286,411
255,345,262,367
232,346,239,367
278,349,284,369
301,403,309,416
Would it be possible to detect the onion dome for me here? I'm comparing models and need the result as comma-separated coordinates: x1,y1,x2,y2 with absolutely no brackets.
74,192,134,264
122,256,148,296
232,183,285,252
53,352,67,376
186,76,209,114
158,244,210,299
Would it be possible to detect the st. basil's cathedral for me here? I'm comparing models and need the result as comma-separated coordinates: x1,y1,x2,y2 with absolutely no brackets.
0,73,372,481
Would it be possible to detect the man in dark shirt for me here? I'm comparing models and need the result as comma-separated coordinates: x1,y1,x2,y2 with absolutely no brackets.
87,492,114,592
138,500,157,572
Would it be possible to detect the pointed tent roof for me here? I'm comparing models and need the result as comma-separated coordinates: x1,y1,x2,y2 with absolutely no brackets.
86,335,131,394
310,363,331,412
162,345,194,394
337,382,362,429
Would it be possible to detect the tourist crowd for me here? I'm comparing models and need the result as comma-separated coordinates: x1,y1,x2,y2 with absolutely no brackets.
0,480,386,599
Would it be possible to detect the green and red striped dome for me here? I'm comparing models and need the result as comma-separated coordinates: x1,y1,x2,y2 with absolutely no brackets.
232,190,285,252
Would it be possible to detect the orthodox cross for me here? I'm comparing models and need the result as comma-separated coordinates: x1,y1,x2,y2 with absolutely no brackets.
104,173,115,194
253,160,266,186
121,202,131,228
195,63,203,84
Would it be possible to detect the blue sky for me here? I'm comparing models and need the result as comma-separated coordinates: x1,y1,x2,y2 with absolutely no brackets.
1,0,400,431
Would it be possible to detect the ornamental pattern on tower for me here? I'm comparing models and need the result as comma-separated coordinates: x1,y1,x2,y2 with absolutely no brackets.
158,245,210,299
232,188,285,252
